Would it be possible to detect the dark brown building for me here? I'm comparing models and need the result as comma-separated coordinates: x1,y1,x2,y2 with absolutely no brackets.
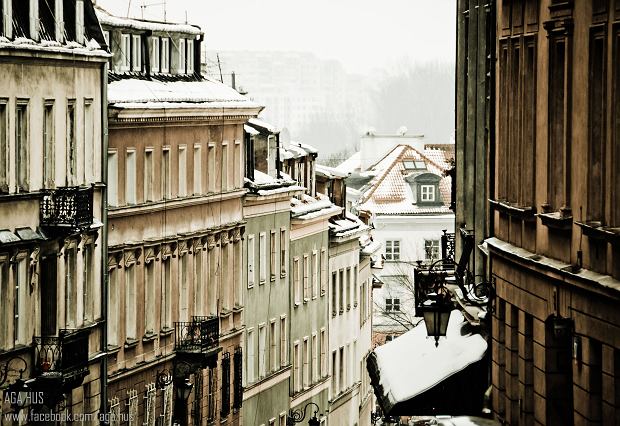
459,0,620,425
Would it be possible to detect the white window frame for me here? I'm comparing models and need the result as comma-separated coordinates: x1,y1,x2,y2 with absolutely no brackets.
131,34,141,71
280,315,287,367
293,257,300,306
259,232,267,284
258,323,266,378
247,234,255,288
311,250,318,299
121,34,131,71
247,328,255,383
193,143,202,195
150,36,160,73
385,240,401,261
178,145,187,197
186,39,194,73
420,184,436,202
178,38,186,74
161,37,170,72
125,149,136,205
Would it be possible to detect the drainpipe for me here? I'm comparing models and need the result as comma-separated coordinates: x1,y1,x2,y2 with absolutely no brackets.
100,59,110,423
276,133,282,179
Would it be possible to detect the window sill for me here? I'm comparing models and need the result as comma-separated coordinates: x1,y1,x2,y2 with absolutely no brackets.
159,327,174,337
294,302,300,308
106,344,121,355
124,338,139,349
353,302,358,308
332,311,337,317
489,199,536,220
576,221,620,243
346,305,351,311
303,298,309,304
280,273,287,279
270,276,276,282
339,309,344,315
537,210,573,231
142,332,158,342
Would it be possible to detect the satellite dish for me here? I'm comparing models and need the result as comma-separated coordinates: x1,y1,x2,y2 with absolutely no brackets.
397,126,408,136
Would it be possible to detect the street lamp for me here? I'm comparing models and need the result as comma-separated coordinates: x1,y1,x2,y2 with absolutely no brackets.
287,402,321,426
175,377,193,402
419,293,452,347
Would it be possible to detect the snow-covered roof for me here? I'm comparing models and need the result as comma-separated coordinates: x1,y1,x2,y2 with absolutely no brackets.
316,164,349,179
248,118,280,134
291,193,341,220
95,6,203,36
245,170,304,196
336,151,361,174
0,36,108,57
329,212,369,239
370,310,487,410
356,144,454,216
281,142,318,160
108,77,261,110
244,125,260,136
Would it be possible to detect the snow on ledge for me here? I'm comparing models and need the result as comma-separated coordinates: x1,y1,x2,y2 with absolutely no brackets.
373,310,487,407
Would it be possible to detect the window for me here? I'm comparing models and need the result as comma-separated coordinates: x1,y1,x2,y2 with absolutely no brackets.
84,99,93,182
293,257,300,305
386,298,400,312
293,341,300,392
234,141,241,188
320,248,327,296
144,149,154,202
246,328,255,383
0,100,7,192
207,144,215,192
178,145,187,197
303,254,309,301
424,239,440,261
312,333,318,382
312,250,318,298
179,254,189,322
0,259,9,349
66,100,77,185
178,38,186,73
121,34,131,70
247,234,255,288
125,263,136,340
403,160,426,170
339,347,345,392
331,351,337,395
420,184,435,202
150,36,160,73
270,320,277,371
280,315,287,367
280,228,287,277
339,270,344,313
193,144,202,195
194,250,204,316
259,232,266,284
258,324,266,378
588,30,606,221
65,247,77,328
187,39,194,73
270,230,276,280
14,254,28,345
303,337,309,388
346,268,351,310
353,266,358,307
222,143,229,190
320,328,326,377
161,257,172,329
131,34,141,71
161,37,170,72
144,260,156,335
107,151,118,206
125,150,136,205
162,147,171,199
331,272,337,316
43,101,54,187
385,240,400,261
108,267,119,347
16,101,29,191
82,243,94,323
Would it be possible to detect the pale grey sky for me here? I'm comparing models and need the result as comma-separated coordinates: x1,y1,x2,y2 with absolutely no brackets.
95,0,456,74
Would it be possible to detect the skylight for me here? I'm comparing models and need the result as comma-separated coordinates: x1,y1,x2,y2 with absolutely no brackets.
403,160,426,170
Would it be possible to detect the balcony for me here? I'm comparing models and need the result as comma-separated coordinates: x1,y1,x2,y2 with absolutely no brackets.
40,186,93,231
33,329,90,392
174,316,220,367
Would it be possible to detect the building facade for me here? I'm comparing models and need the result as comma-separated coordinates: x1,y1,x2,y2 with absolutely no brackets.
457,0,620,424
98,7,261,425
0,0,109,422
241,119,302,426
316,165,377,426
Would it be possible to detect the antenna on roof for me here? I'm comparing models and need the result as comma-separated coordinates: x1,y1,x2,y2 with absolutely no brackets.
217,53,224,83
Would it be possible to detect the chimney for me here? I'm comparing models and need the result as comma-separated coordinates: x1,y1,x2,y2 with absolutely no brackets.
231,71,236,90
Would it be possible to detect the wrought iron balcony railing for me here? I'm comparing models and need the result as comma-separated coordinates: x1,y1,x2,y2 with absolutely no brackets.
441,230,456,265
40,186,94,230
34,329,89,380
174,316,219,353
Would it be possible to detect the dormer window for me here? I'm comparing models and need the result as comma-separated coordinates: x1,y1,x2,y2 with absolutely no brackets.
120,34,130,71
405,172,442,206
150,36,160,72
420,184,435,202
131,34,141,71
178,38,186,74
161,37,170,72
187,39,194,74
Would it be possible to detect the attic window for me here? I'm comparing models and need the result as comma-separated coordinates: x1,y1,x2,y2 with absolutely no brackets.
13,0,30,38
39,0,56,41
420,185,435,202
403,160,426,170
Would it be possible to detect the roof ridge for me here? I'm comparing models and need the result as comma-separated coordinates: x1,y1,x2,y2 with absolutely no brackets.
358,144,409,204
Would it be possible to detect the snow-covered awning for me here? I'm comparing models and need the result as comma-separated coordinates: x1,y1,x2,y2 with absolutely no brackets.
367,310,488,416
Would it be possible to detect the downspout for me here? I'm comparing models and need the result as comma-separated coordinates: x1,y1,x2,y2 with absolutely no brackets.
276,133,282,179
100,59,110,422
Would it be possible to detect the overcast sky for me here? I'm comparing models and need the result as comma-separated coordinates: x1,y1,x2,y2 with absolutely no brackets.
95,0,456,74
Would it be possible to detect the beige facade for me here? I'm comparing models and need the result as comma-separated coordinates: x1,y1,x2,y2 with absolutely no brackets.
0,0,109,423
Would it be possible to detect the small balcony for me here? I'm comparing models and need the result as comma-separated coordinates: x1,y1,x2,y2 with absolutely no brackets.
33,329,90,391
174,316,220,367
40,186,94,231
